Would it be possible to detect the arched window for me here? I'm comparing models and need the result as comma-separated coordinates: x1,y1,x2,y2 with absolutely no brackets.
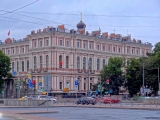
77,56,80,69
34,56,37,69
83,57,86,69
46,55,49,68
59,55,62,68
66,56,69,68
89,58,92,70
103,59,105,68
97,59,100,70
40,56,43,68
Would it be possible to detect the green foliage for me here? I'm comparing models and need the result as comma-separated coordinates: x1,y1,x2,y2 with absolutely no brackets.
153,42,160,54
0,50,11,91
99,57,124,95
125,58,142,97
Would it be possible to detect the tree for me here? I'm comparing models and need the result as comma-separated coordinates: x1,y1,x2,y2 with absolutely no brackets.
99,57,124,95
153,42,160,54
0,50,11,92
125,58,142,97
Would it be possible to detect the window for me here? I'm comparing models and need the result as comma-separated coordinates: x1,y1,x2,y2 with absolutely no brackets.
136,50,139,55
40,41,43,47
77,42,80,48
34,41,37,47
3,50,5,54
127,48,129,54
118,48,121,53
66,56,69,68
12,49,14,54
89,43,92,49
46,55,49,68
89,58,92,70
8,50,10,55
22,48,24,53
97,59,100,70
59,55,62,68
142,50,144,55
97,45,100,50
66,41,69,47
84,83,86,90
77,56,80,69
132,49,134,54
103,46,105,51
34,56,37,69
113,47,116,52
83,42,86,48
22,61,24,71
27,60,29,71
59,40,62,46
17,61,19,72
40,56,42,68
12,62,14,73
60,82,62,90
83,57,86,69
108,46,110,52
46,40,49,46
103,59,105,67
90,83,92,90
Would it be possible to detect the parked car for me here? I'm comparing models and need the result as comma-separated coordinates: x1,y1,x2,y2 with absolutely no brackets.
76,97,96,105
103,98,120,104
36,95,57,103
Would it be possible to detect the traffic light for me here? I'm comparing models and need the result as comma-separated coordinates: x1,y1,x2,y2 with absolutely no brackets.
32,80,36,87
15,81,19,90
98,89,100,92
59,61,63,68
105,91,109,94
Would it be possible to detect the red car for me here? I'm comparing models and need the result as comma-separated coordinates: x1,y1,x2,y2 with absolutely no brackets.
104,98,120,104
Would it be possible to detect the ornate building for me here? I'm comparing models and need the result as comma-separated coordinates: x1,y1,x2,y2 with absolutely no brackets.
0,20,152,94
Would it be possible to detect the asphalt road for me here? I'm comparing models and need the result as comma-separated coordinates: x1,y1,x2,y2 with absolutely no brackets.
0,107,160,120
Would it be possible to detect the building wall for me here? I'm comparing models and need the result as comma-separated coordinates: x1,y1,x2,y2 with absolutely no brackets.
0,30,152,93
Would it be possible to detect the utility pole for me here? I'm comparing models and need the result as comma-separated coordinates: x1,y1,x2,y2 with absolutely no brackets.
88,60,90,96
158,67,160,95
18,41,21,98
142,55,145,97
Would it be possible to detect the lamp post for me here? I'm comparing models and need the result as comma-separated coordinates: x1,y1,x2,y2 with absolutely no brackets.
142,55,145,97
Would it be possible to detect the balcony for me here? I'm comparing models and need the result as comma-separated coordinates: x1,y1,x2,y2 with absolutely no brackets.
77,69,82,73
43,68,48,72
90,70,95,74
37,68,42,73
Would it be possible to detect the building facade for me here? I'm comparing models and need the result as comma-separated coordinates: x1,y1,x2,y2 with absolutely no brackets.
0,20,152,94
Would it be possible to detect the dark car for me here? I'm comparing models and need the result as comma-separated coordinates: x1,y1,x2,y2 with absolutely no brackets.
76,97,96,105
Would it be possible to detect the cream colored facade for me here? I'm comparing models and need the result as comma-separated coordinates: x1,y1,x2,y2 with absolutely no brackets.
0,23,152,93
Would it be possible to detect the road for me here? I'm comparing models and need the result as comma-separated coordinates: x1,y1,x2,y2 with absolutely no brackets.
0,107,160,120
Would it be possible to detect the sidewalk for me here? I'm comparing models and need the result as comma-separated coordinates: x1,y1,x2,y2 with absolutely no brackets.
1,110,60,120
53,103,160,110
1,103,160,110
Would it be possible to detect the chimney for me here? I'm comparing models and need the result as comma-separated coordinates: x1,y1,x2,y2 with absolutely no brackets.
102,32,108,38
31,30,35,34
43,28,46,32
86,31,89,35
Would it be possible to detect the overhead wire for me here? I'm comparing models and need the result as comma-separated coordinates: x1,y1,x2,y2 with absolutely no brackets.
14,11,160,19
0,0,39,15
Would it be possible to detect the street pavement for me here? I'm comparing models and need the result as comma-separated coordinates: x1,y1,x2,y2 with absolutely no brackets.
0,107,160,120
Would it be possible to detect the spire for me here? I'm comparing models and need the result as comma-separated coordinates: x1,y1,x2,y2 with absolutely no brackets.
80,12,82,21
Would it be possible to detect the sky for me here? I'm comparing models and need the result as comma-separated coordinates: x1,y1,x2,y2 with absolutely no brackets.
0,0,160,46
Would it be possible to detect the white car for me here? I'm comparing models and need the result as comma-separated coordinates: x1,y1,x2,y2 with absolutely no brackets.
36,95,57,103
